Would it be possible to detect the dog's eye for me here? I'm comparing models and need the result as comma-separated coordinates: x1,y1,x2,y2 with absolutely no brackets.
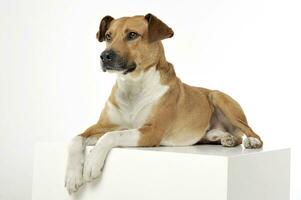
105,34,112,42
127,32,139,41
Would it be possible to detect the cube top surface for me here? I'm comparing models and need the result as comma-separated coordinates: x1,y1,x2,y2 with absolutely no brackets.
92,143,289,158
133,144,289,157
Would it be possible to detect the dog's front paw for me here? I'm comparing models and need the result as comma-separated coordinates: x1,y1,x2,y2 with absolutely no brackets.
243,137,263,149
83,149,106,182
65,167,83,194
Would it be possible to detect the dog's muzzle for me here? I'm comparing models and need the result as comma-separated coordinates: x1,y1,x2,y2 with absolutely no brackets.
100,50,136,74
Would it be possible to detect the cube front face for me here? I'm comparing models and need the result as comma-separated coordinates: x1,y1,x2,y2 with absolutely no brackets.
32,143,290,200
72,150,229,200
227,149,290,200
32,144,229,200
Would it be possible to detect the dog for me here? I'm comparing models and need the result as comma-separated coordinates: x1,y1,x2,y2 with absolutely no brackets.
65,14,263,194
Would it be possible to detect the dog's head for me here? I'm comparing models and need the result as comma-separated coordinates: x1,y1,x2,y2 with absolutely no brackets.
96,14,173,74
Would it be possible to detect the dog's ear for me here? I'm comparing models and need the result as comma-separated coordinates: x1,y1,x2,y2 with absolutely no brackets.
145,14,174,43
96,15,114,42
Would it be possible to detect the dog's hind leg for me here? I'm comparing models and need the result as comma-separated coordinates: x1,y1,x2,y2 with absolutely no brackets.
202,129,242,147
209,90,263,149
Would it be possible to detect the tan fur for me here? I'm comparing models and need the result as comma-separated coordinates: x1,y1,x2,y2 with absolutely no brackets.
80,105,117,138
80,14,263,148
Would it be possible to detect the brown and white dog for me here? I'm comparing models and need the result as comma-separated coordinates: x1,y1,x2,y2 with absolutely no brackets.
65,14,263,194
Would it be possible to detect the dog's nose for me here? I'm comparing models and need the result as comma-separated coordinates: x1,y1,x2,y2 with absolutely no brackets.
100,50,116,63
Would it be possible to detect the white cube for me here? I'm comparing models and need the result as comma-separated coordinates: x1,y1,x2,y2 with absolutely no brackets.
32,143,290,200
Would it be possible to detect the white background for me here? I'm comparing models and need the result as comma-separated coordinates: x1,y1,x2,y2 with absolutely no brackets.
0,0,300,199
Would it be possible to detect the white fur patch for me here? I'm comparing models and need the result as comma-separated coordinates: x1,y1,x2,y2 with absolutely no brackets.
107,67,169,129
204,129,228,141
83,129,140,182
243,137,262,149
65,136,85,194
85,135,99,146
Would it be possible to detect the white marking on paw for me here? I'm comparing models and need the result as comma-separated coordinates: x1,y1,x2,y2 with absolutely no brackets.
243,137,262,149
65,136,85,194
65,167,84,194
221,134,236,147
83,133,114,182
83,130,140,182
83,146,107,182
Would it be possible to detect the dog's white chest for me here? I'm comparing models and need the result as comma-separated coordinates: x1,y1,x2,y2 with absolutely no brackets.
107,67,169,129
